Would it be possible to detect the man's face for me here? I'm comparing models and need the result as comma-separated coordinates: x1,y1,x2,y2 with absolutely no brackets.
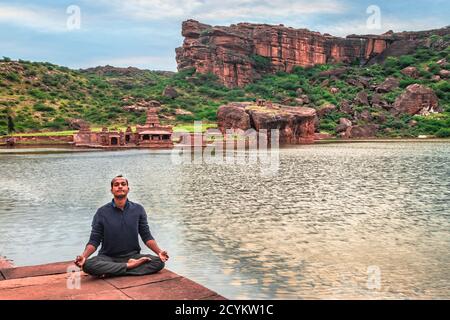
111,178,129,199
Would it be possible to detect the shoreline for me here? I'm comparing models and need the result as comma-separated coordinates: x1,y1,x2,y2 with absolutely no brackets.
1,137,450,150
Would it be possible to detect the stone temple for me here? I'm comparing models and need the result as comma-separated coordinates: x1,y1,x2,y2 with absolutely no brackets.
73,108,173,148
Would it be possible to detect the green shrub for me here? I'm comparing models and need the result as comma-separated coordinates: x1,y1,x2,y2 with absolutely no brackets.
250,54,272,71
436,128,450,138
33,103,55,112
428,62,440,74
319,119,337,132
398,55,416,68
5,72,20,82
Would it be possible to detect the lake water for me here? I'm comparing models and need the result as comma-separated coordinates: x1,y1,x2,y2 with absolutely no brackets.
0,142,449,299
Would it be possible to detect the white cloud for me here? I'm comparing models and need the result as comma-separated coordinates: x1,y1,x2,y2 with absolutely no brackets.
313,16,449,37
0,3,71,32
86,55,177,71
96,0,345,22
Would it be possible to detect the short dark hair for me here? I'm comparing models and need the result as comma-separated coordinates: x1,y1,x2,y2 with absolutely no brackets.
111,175,129,187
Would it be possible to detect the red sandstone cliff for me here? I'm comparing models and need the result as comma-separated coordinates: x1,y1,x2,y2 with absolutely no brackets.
176,20,449,87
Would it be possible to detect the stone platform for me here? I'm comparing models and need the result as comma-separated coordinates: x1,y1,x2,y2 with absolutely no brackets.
0,260,226,300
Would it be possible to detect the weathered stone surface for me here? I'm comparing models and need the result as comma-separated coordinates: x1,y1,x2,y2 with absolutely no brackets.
318,67,348,77
300,95,310,104
409,120,418,127
217,101,316,144
339,118,352,127
344,124,379,138
393,84,440,115
347,78,365,88
376,77,400,93
317,104,336,117
339,100,353,114
436,58,447,66
177,20,449,87
0,261,226,300
330,87,339,94
359,109,373,122
68,118,90,130
431,75,441,81
1,261,71,280
163,86,179,99
355,91,369,106
371,93,385,107
175,108,193,116
122,100,161,112
217,103,251,132
439,69,450,78
401,66,419,78
122,277,219,300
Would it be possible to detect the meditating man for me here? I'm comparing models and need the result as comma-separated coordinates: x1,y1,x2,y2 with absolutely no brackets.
74,175,169,277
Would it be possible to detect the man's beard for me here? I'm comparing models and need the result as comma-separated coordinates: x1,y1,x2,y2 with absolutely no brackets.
115,193,127,199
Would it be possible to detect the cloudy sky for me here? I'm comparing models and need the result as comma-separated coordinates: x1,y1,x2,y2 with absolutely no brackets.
0,0,448,71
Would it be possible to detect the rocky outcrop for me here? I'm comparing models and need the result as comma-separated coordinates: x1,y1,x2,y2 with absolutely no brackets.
176,20,449,87
163,86,179,99
401,66,419,78
217,103,251,131
217,101,316,144
68,118,90,130
393,84,440,115
375,77,399,93
122,100,161,112
336,118,352,133
342,124,379,138
317,104,336,117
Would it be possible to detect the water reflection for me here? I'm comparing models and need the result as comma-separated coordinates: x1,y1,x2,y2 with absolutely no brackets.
0,143,449,299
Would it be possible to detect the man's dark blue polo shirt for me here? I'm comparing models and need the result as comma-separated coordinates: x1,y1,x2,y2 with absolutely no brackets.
87,199,154,257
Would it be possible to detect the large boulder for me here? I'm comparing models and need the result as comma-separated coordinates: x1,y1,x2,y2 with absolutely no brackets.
217,104,251,132
217,101,317,144
335,118,352,133
163,86,179,99
354,91,369,106
318,67,348,78
343,124,379,138
68,118,90,130
339,100,353,114
439,69,450,78
317,104,336,117
375,77,399,93
370,93,390,109
401,66,419,78
393,84,441,115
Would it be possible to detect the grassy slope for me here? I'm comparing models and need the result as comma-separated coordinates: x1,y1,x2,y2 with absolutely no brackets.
0,33,449,138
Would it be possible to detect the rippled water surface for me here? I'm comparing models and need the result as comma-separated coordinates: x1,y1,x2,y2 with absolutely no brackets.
0,142,449,299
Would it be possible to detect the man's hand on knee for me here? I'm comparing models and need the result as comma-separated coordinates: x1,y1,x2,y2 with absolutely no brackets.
74,255,86,268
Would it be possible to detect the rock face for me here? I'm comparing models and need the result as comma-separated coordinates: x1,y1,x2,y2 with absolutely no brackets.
217,103,251,131
217,101,316,144
375,77,399,93
163,86,179,99
343,124,379,138
176,20,449,87
401,66,419,78
393,84,440,115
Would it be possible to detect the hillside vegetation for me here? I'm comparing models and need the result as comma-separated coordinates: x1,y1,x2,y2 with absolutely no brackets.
0,33,449,138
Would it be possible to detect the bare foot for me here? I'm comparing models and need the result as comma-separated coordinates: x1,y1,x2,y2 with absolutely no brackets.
126,257,151,270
